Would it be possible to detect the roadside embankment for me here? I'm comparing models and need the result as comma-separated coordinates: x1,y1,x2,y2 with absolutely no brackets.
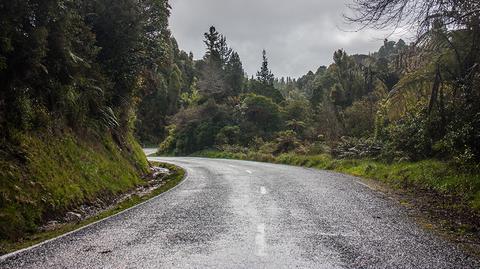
0,131,184,255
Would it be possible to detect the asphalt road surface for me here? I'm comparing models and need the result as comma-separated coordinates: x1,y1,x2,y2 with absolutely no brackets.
1,157,479,268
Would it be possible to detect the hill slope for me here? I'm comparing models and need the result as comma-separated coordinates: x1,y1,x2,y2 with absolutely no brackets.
0,130,148,243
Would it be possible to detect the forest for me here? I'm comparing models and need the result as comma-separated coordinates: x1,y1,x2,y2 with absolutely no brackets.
144,14,480,167
0,0,479,252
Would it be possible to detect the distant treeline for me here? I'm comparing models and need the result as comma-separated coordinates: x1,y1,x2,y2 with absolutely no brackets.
152,10,480,165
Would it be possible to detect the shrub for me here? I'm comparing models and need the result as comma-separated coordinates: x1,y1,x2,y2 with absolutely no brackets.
272,130,301,155
215,125,241,145
344,98,377,138
381,110,432,161
240,94,282,139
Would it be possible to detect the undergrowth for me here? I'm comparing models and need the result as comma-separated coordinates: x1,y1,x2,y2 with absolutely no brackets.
194,150,480,212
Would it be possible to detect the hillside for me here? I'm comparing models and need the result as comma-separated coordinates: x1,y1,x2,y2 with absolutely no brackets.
0,130,148,243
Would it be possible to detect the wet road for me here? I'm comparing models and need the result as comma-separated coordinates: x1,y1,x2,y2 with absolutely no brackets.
1,157,479,268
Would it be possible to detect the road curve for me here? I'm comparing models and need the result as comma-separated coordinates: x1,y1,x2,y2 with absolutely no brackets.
1,157,479,268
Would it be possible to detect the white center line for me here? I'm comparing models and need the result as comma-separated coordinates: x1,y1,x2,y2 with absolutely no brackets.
260,186,267,195
246,170,252,174
255,223,266,256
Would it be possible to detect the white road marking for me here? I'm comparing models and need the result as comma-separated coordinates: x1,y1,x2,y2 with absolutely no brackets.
260,186,267,195
317,232,340,237
246,170,252,174
228,164,235,168
255,223,266,256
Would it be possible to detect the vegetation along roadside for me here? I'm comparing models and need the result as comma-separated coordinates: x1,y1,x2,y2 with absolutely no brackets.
0,158,185,256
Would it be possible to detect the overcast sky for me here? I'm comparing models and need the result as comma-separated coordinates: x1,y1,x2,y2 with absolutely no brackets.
169,0,410,78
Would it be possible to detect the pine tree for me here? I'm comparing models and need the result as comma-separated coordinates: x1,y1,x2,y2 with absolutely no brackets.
225,52,244,96
219,35,232,66
257,50,274,85
204,26,221,64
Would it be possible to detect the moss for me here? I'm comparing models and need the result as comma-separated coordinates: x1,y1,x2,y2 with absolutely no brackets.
0,130,148,243
0,162,185,255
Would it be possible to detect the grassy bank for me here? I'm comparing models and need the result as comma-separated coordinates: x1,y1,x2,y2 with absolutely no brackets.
0,129,151,252
0,161,184,255
194,150,480,214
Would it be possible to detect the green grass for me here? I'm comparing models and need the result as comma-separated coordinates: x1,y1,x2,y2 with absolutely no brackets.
0,130,151,250
194,150,480,213
0,162,185,255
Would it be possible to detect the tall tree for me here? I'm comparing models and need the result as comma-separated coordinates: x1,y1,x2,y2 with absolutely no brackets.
203,26,221,65
257,50,274,85
198,26,242,100
225,52,244,96
250,50,283,103
219,35,232,66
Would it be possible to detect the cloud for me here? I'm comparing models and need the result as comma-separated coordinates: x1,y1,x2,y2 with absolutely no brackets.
169,0,411,78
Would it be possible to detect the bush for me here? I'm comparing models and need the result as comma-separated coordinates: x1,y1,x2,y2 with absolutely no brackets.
307,141,331,155
380,110,432,161
240,94,282,139
272,130,301,155
215,125,241,145
159,100,234,155
344,98,377,138
437,114,480,163
158,125,176,154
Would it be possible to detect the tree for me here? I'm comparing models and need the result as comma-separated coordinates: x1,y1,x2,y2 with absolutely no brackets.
203,26,221,65
283,97,312,138
249,80,284,104
198,62,226,100
135,30,198,146
0,0,120,136
346,0,480,37
257,50,274,85
219,35,233,66
198,26,245,100
225,52,244,96
250,50,284,103
348,0,480,160
240,94,282,139
163,100,232,155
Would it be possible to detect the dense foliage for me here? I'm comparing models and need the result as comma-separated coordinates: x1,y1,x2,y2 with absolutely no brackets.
0,0,172,145
154,3,480,167
153,26,286,154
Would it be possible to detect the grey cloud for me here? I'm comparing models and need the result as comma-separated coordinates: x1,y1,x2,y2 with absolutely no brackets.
169,0,410,78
